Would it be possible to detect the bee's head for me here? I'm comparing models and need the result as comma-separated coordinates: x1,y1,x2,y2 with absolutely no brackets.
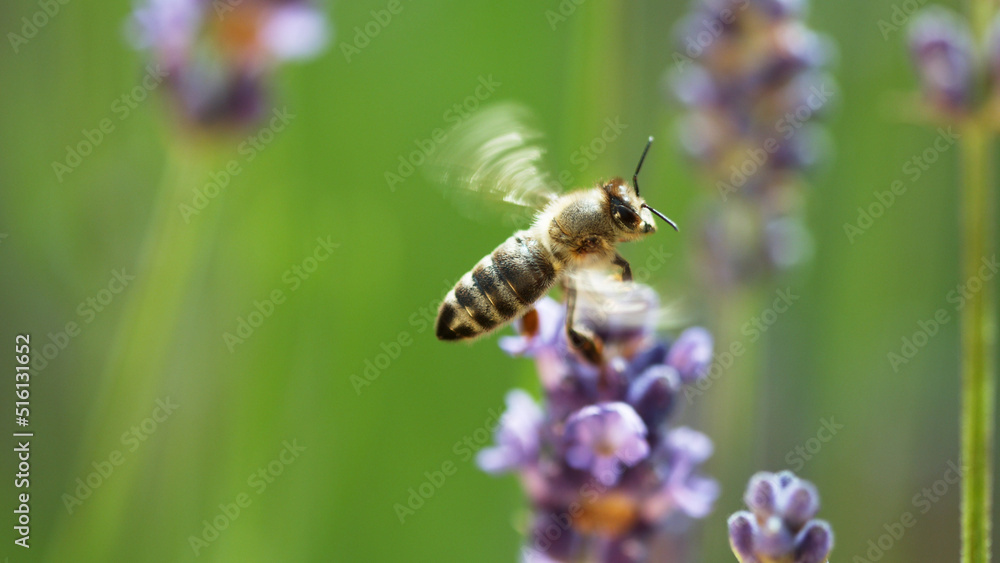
603,137,678,238
603,178,656,237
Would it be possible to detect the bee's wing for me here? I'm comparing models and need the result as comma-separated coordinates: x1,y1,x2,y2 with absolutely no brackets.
567,269,689,331
427,102,562,226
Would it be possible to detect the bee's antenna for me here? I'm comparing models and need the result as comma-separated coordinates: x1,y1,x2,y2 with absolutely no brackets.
632,136,677,231
632,136,654,197
642,204,679,232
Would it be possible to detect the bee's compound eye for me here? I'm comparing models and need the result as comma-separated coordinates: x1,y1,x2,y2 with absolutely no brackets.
614,204,640,228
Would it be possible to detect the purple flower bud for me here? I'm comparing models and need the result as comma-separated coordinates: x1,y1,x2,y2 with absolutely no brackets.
261,2,330,60
499,298,573,389
728,512,760,563
744,472,779,515
126,0,202,63
909,8,975,115
781,479,820,527
667,327,713,383
641,427,719,520
499,297,567,358
795,520,833,563
755,514,796,557
626,340,668,377
670,65,719,108
524,512,579,562
477,389,543,474
730,471,833,563
563,403,649,486
764,21,830,80
627,365,681,429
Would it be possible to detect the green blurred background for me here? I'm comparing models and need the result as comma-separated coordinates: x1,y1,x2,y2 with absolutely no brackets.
0,0,997,561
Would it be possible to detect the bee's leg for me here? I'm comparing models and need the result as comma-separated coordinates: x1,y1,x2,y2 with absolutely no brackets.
565,285,604,364
612,253,633,282
520,307,540,337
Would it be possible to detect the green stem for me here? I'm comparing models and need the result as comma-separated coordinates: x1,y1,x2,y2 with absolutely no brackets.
46,142,222,560
970,0,997,42
959,118,996,563
961,2,997,561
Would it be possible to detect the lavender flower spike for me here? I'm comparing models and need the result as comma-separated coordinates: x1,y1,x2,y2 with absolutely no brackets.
671,0,836,287
480,279,718,562
126,0,330,128
728,470,833,563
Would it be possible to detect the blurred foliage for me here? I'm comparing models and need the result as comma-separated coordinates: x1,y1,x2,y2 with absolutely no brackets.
0,0,996,562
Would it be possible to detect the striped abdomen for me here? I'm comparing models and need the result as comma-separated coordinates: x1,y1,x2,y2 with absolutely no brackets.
437,234,559,340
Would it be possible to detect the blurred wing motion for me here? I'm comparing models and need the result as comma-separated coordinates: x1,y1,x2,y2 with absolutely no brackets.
427,102,561,225
568,270,689,332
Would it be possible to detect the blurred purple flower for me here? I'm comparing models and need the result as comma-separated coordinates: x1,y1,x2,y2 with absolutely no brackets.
667,327,713,383
477,389,544,474
500,297,567,358
126,0,329,128
627,364,680,429
908,8,974,116
563,402,650,486
500,297,572,389
907,8,974,117
728,471,833,563
660,427,719,518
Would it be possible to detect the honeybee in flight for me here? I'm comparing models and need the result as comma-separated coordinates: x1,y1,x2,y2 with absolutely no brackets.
432,104,678,363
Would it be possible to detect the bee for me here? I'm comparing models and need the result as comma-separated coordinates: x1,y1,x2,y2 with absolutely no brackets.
432,104,678,363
